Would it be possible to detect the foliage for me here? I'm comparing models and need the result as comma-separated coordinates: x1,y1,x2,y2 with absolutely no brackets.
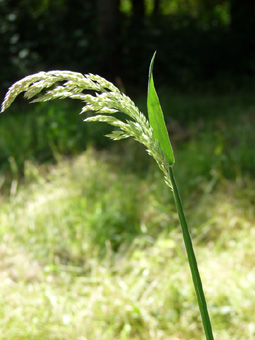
1,51,219,339
0,0,254,90
0,77,254,338
0,146,255,339
0,21,254,338
0,88,254,190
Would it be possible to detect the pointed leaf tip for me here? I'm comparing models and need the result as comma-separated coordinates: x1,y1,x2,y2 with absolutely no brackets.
147,52,175,165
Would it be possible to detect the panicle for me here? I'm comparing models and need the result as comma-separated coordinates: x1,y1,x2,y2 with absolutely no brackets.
1,70,172,189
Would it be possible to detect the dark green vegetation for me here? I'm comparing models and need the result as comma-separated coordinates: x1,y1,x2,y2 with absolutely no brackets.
1,89,254,190
0,90,254,339
0,0,254,91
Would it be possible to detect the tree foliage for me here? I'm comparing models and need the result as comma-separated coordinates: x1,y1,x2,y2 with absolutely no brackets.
0,0,254,90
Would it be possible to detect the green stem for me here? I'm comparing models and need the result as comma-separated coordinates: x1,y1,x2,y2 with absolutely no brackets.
169,167,214,340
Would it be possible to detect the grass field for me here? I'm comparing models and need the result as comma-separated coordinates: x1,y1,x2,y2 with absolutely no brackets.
0,90,254,339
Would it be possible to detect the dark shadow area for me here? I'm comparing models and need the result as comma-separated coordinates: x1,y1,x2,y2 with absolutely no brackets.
0,0,254,92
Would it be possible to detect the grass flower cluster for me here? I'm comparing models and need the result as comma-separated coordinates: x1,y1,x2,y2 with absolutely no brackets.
1,69,171,189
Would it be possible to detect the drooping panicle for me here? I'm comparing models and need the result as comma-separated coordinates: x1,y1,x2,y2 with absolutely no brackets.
1,69,172,189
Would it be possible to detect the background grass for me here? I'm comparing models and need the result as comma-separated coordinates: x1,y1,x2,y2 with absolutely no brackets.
0,89,254,339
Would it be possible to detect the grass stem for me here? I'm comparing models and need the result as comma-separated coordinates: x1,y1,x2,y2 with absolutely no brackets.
169,167,214,340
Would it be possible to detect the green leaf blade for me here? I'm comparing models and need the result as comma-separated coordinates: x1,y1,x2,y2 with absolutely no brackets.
147,52,175,166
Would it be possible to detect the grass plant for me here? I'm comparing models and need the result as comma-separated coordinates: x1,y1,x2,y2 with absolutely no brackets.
1,53,215,339
1,54,254,339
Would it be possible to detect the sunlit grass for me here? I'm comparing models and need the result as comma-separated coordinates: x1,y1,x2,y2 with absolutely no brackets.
0,85,254,339
0,143,254,339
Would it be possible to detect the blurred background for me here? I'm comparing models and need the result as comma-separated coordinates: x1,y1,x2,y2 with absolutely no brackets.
0,1,255,340
0,0,254,90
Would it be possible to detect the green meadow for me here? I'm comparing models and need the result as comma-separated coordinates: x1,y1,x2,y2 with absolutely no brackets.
0,90,254,340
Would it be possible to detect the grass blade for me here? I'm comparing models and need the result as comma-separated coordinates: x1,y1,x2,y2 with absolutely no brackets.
147,52,175,166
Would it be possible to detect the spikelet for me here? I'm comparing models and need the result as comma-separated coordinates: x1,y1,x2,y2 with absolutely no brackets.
1,71,172,189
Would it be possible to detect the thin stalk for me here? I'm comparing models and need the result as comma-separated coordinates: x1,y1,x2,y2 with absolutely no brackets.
169,167,214,340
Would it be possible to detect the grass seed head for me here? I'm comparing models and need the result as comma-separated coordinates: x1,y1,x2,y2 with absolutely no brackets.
1,70,172,189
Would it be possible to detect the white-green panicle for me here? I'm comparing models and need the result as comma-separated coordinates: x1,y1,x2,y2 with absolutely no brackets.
1,70,172,189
